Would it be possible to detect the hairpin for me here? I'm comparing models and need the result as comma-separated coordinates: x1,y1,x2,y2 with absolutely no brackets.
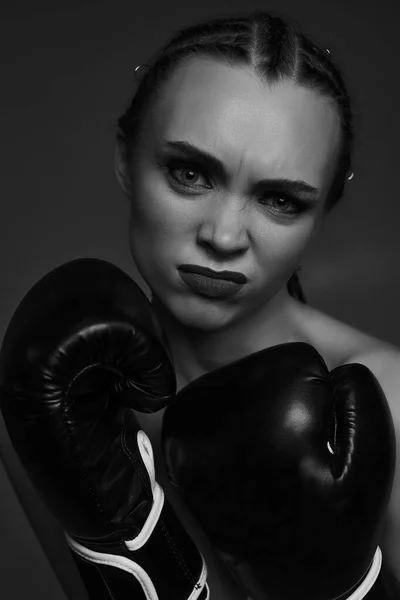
133,64,150,82
348,172,354,181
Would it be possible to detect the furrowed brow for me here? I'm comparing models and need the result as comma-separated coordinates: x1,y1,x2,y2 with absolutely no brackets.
161,140,319,196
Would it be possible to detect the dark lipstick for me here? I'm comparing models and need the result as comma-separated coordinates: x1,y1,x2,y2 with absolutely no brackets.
178,264,248,284
177,264,248,299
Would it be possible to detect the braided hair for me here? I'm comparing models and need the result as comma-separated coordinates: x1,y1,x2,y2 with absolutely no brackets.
117,10,354,304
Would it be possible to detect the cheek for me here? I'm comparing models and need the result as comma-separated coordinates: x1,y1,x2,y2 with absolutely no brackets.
130,193,174,240
128,181,193,273
130,175,176,240
254,219,315,279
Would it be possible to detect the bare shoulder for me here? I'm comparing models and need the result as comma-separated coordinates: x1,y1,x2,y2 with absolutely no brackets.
347,344,400,418
301,302,400,416
295,300,400,425
341,331,400,421
292,301,399,369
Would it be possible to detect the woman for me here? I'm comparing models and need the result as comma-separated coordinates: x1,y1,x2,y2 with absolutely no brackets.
113,8,400,597
0,8,398,600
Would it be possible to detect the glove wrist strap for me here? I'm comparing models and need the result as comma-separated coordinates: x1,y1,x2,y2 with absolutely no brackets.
340,547,382,600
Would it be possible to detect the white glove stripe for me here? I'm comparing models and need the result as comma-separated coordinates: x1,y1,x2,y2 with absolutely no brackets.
337,547,382,600
123,430,165,551
186,557,209,600
66,533,160,600
137,430,156,491
196,582,210,600
66,430,208,600
66,533,209,600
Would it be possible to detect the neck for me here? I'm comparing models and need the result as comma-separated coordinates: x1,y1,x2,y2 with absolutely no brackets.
151,288,302,391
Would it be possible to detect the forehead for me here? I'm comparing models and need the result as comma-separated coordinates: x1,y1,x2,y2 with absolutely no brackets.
148,58,339,188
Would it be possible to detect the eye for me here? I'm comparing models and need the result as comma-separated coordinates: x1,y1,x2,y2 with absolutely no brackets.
161,160,211,189
258,193,302,215
158,158,312,216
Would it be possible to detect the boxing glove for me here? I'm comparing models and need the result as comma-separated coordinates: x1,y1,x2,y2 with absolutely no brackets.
162,342,396,599
0,258,208,600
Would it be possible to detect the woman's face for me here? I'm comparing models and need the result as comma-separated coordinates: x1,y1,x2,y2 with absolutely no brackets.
120,58,339,331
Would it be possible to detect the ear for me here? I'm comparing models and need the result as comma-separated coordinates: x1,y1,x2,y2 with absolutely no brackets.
114,135,133,197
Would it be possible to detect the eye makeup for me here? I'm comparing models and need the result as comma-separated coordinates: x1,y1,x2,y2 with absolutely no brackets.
159,139,320,196
155,140,320,219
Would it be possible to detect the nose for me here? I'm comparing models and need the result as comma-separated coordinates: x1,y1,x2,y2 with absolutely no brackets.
197,196,250,258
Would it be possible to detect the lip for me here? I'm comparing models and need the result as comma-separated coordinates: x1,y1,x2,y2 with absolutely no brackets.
178,265,247,299
178,264,248,284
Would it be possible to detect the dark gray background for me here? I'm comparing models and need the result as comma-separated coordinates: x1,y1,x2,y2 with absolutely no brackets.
1,0,399,597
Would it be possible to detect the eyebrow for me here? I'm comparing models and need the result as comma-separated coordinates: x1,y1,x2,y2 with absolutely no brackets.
161,140,319,197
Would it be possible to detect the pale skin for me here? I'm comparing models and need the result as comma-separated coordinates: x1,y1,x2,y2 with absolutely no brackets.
116,57,400,595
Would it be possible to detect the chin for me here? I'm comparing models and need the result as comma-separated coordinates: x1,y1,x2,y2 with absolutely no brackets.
166,293,241,332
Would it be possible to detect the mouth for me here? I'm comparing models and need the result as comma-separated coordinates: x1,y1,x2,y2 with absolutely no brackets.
177,264,247,299
178,264,248,284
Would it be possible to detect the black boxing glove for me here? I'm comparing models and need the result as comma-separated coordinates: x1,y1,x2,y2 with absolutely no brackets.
0,258,208,600
162,342,396,600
